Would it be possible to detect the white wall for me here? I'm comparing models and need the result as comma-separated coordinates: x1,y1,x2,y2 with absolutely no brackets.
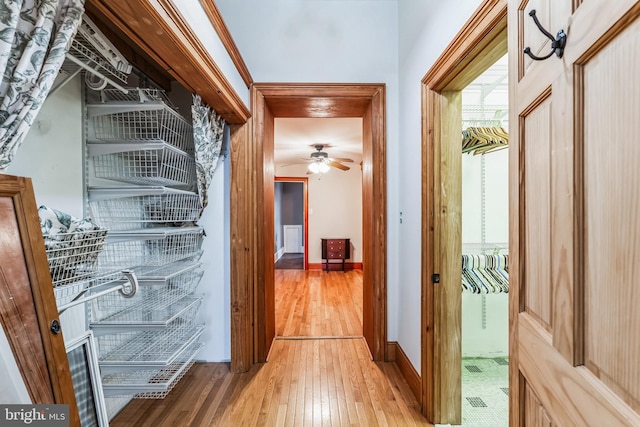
275,163,363,264
397,0,484,371
197,152,231,362
216,0,399,338
7,76,84,219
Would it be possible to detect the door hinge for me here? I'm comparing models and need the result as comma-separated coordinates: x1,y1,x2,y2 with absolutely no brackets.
431,273,440,284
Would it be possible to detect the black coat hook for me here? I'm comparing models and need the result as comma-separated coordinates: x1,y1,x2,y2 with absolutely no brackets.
523,10,567,61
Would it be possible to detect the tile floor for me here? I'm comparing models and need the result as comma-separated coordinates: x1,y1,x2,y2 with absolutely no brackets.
462,357,509,427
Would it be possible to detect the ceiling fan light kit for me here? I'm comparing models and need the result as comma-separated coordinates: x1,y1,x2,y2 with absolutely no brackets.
308,161,331,174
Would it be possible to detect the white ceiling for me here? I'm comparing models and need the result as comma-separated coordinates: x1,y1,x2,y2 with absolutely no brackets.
274,117,363,168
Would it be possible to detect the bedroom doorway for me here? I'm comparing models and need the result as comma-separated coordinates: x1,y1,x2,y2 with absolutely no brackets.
249,83,387,363
274,177,308,270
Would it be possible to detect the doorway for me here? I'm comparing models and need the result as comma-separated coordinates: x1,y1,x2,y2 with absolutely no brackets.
238,83,387,366
460,53,509,427
420,1,507,423
274,177,308,270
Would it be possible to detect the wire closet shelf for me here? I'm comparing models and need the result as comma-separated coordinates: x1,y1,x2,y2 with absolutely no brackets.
99,227,204,270
89,186,200,231
88,88,194,155
101,341,203,399
90,269,204,325
89,142,196,188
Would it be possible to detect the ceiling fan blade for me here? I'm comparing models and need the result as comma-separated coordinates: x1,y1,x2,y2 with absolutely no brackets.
280,161,310,167
329,161,350,171
330,157,354,162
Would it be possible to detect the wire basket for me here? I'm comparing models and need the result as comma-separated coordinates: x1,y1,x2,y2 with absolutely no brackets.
44,228,108,287
89,187,200,231
90,104,194,155
99,227,204,270
101,341,203,399
97,321,204,366
91,143,196,187
92,296,202,331
92,269,204,319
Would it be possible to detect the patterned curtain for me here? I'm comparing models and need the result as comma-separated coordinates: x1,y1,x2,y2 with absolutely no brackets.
191,94,226,215
0,0,84,170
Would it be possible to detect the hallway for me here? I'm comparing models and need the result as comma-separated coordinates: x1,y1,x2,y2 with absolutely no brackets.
111,270,430,426
275,269,363,338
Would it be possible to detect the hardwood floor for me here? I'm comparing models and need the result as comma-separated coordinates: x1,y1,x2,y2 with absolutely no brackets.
111,338,431,426
275,269,363,337
111,270,431,426
274,253,304,270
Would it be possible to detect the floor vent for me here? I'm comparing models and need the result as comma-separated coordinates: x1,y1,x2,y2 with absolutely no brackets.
466,397,487,408
465,365,482,373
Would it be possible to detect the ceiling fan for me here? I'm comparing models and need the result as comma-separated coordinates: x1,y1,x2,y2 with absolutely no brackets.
283,144,354,173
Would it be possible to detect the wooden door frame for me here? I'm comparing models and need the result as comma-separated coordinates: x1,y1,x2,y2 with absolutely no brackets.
231,83,387,368
274,177,309,270
420,0,507,423
0,175,79,425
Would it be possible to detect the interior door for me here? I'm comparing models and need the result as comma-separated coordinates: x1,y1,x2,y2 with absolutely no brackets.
283,225,302,253
0,174,79,425
509,1,640,425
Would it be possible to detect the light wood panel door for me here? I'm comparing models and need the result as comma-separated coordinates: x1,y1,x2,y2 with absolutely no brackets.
509,1,640,425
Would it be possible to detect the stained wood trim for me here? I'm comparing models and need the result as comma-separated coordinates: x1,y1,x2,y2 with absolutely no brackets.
247,83,387,365
421,84,436,421
198,0,253,87
370,88,388,362
275,177,309,270
435,90,463,425
0,175,79,426
421,0,508,91
508,4,523,426
86,0,250,125
229,123,253,373
388,342,422,405
308,262,363,270
420,0,508,423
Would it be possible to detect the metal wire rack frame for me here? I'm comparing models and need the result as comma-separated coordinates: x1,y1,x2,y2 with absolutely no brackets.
101,341,203,398
91,267,203,314
133,260,203,282
63,18,130,85
91,296,202,333
88,99,194,155
88,186,200,231
462,242,508,255
100,88,176,107
97,323,204,367
44,228,109,287
99,227,204,270
88,142,196,188
54,269,124,307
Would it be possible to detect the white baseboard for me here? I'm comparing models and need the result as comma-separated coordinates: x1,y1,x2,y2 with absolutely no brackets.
274,247,285,262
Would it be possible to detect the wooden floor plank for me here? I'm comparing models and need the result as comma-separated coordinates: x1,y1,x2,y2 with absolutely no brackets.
275,270,363,337
110,340,431,426
111,269,430,426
